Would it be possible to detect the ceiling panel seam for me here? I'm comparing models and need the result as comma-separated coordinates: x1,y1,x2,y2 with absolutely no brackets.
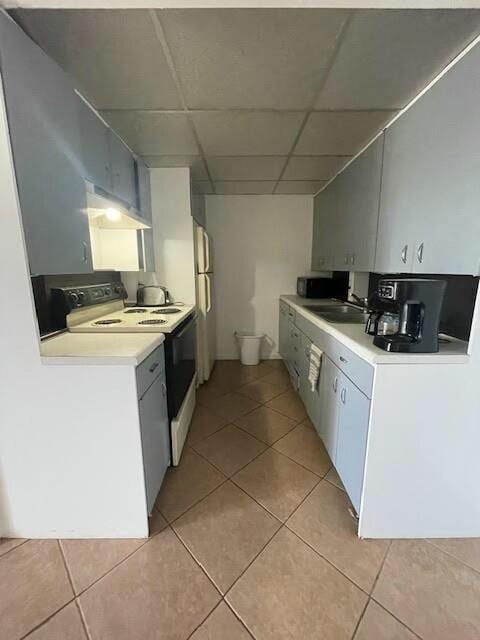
272,9,355,194
149,8,215,193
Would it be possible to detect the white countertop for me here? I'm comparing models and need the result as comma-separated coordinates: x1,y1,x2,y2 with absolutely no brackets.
40,332,165,366
281,295,469,365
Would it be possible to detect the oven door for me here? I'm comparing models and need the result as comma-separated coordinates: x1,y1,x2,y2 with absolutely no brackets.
165,313,197,420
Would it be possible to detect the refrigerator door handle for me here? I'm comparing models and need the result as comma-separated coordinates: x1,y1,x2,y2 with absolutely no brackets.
203,228,211,273
205,274,212,313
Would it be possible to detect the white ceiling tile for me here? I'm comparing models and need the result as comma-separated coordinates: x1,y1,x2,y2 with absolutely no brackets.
295,111,393,156
317,10,480,110
276,181,326,194
207,156,286,181
160,9,349,109
214,182,276,195
193,181,215,195
13,10,181,109
143,155,208,180
192,112,304,156
283,156,350,180
101,112,199,156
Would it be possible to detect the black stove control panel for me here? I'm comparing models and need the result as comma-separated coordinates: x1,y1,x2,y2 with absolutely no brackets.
51,282,127,312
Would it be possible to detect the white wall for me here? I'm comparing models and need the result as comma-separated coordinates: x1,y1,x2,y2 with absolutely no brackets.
122,168,196,305
206,195,313,360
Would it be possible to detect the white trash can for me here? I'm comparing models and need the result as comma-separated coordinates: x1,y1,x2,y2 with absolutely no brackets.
235,332,264,366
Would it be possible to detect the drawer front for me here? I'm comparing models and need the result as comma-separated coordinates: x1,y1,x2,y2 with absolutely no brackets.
290,325,302,370
136,344,166,399
295,313,373,398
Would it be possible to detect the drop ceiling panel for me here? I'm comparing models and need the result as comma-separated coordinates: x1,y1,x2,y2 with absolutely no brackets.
276,181,327,194
159,9,349,110
295,111,394,155
316,10,480,110
283,156,350,180
143,155,208,180
192,111,304,156
207,156,286,181
214,181,276,195
13,10,181,110
101,112,199,156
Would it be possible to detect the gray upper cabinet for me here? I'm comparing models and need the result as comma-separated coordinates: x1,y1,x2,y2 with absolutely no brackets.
77,96,111,193
108,130,136,207
311,181,339,271
0,14,92,275
376,44,480,276
136,158,152,222
335,136,384,272
191,192,206,228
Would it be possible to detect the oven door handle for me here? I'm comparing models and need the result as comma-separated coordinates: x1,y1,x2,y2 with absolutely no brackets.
173,315,196,339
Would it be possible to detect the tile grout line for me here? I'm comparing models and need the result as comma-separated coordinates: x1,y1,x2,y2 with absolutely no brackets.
0,538,29,560
368,597,424,640
423,539,480,579
349,597,370,640
19,596,77,640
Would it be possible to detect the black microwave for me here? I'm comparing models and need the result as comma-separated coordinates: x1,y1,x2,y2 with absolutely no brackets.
297,276,348,299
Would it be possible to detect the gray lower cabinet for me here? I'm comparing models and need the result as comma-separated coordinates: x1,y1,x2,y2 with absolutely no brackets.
335,375,370,512
318,357,341,462
0,13,92,275
108,130,137,207
375,43,480,275
77,95,111,193
298,333,322,430
137,369,170,514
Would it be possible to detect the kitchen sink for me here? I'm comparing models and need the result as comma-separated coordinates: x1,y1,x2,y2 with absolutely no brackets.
306,304,368,324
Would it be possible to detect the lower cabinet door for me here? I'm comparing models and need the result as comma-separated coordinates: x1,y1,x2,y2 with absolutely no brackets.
138,375,170,514
335,377,370,512
299,335,321,431
318,357,340,463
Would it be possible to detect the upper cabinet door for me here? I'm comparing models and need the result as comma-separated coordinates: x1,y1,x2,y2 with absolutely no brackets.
77,96,111,193
108,130,136,207
339,136,384,272
377,45,480,276
311,182,339,271
0,14,91,275
136,158,152,222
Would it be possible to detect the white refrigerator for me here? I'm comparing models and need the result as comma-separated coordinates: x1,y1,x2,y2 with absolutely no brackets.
195,222,216,383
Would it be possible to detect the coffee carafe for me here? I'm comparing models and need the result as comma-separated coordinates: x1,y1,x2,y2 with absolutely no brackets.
366,278,446,353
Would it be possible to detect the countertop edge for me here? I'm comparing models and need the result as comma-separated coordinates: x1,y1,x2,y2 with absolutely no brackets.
40,334,165,366
280,295,469,366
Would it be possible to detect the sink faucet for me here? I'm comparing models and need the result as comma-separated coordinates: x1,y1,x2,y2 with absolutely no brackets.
350,294,369,308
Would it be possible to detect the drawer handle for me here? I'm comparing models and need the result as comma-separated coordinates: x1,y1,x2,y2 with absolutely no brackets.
341,388,347,404
417,242,424,264
339,356,348,364
401,244,408,264
149,362,159,373
333,377,338,392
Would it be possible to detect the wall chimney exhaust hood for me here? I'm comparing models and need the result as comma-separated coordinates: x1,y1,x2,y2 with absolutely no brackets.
86,181,150,231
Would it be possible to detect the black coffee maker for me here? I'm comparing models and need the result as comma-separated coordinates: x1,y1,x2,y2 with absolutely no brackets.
366,278,446,353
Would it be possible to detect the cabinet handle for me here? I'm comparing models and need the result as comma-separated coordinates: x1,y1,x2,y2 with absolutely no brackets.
149,362,159,373
161,382,166,396
339,356,348,364
350,254,355,266
417,242,424,264
333,377,338,393
82,241,89,263
341,388,347,404
344,254,349,265
401,244,408,264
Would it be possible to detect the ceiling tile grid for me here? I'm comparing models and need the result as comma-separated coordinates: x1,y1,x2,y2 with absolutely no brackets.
12,8,480,195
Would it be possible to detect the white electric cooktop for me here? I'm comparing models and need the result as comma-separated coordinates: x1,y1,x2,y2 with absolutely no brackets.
70,304,195,334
